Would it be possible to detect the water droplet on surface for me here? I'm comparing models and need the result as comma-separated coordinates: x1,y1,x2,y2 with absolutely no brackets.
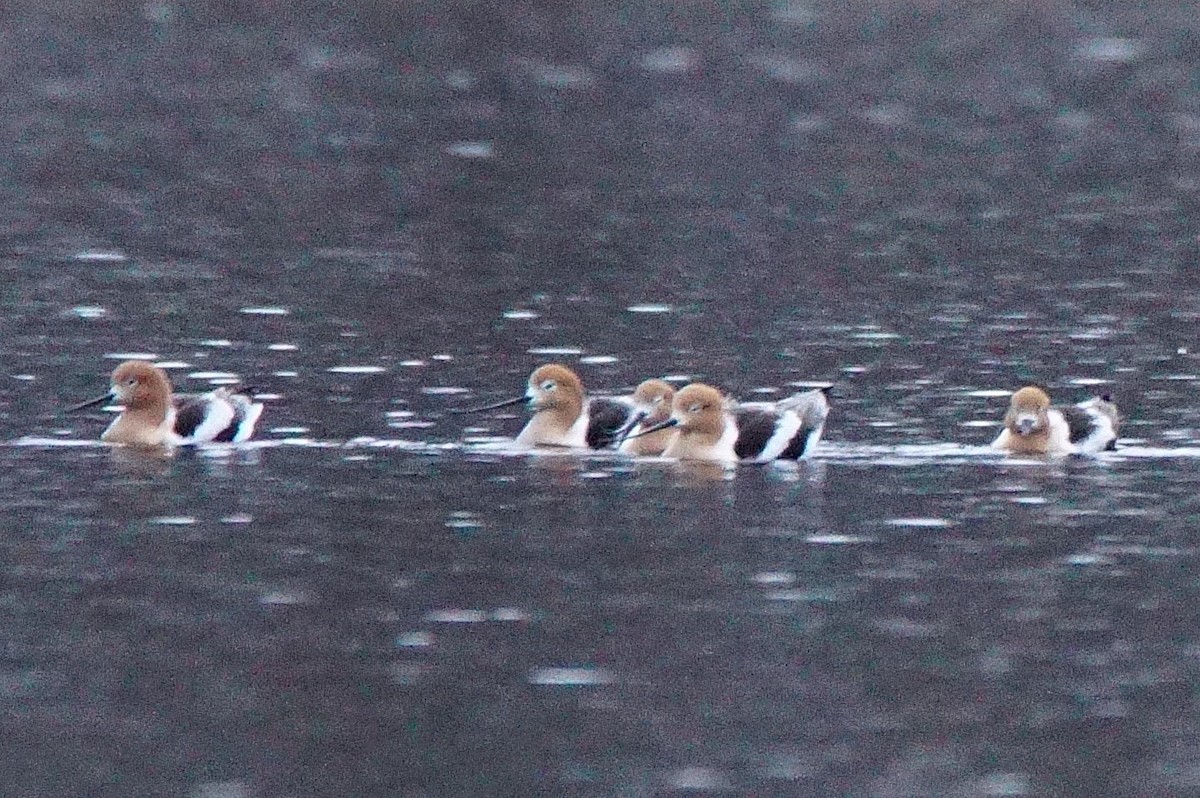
641,46,699,74
807,533,874,544
424,609,489,623
445,141,494,159
886,518,953,528
1075,37,1146,63
665,766,732,791
395,631,434,648
239,307,290,315
191,781,251,798
528,666,615,686
105,352,158,361
327,365,387,374
751,571,795,585
527,346,583,356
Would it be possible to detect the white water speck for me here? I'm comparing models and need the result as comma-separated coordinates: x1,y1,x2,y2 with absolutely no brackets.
492,608,529,622
580,471,611,479
527,346,583,356
960,420,999,428
268,343,298,351
445,512,483,530
199,339,233,347
239,306,289,316
641,46,699,74
70,306,107,319
152,516,196,526
841,365,868,374
886,518,954,528
272,370,299,378
104,352,158,361
269,426,310,434
853,331,902,340
626,303,673,313
400,360,427,367
12,374,36,381
154,361,191,369
665,766,732,791
432,354,453,361
528,666,615,686
395,631,435,648
1065,553,1115,566
446,141,494,159
421,386,470,395
221,514,253,524
74,250,127,263
189,371,240,380
807,533,874,544
978,771,1031,797
259,589,313,606
327,365,387,374
967,389,1013,398
1011,496,1048,505
424,609,489,623
579,355,618,365
191,781,251,798
503,309,540,320
1075,37,1146,63
751,571,795,585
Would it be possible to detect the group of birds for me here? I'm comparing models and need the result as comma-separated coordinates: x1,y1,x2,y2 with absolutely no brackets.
69,359,1121,460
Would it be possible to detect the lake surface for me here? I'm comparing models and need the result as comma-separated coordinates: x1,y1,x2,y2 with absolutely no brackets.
4,2,1200,796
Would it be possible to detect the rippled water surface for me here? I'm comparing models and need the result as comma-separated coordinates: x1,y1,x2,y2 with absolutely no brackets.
5,2,1200,796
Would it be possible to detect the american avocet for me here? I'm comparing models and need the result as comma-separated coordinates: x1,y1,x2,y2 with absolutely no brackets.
457,363,640,449
991,386,1118,455
615,379,676,456
68,360,264,447
629,382,830,463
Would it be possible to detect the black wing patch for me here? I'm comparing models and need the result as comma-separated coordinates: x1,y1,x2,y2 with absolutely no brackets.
780,428,813,459
586,399,634,449
1058,406,1096,444
213,418,238,442
732,410,784,460
173,397,208,439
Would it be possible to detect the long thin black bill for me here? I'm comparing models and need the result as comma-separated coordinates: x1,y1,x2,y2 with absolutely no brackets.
619,417,679,442
65,392,115,413
448,395,528,414
601,410,648,447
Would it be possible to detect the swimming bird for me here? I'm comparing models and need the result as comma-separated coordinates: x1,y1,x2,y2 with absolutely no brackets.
991,386,1118,455
68,360,264,447
615,379,677,456
456,363,641,449
628,382,830,463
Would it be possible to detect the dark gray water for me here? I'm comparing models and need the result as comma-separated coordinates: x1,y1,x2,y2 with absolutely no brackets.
5,2,1200,796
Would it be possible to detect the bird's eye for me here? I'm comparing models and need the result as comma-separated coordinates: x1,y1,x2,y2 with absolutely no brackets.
542,381,556,391
688,404,702,413
126,378,137,386
652,396,663,404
